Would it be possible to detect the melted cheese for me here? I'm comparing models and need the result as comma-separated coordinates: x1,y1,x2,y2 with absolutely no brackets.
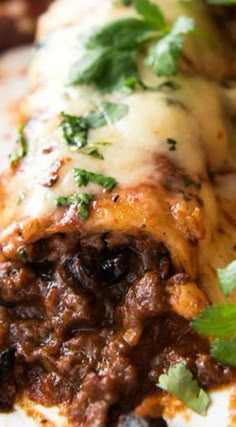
0,46,31,171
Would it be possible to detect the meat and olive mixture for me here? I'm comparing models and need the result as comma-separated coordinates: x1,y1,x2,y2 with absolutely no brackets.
0,233,235,426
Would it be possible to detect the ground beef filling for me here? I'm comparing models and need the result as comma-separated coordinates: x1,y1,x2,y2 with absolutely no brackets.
0,233,235,426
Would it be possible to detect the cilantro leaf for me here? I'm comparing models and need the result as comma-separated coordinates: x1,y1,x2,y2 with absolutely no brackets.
74,168,117,191
145,16,195,77
56,193,93,220
69,46,138,92
61,113,88,149
134,0,166,30
86,18,154,49
158,363,210,415
86,101,129,127
211,338,236,368
9,124,28,167
182,175,202,189
69,17,153,91
217,260,236,297
191,304,236,339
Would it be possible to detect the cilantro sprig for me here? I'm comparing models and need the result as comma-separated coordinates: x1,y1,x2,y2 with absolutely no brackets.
192,257,236,369
191,303,236,368
9,124,28,167
56,193,93,220
158,363,210,415
217,260,236,297
61,102,128,157
145,16,194,77
68,0,195,92
191,304,236,339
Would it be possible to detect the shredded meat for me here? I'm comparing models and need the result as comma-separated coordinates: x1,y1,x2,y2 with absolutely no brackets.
0,233,235,426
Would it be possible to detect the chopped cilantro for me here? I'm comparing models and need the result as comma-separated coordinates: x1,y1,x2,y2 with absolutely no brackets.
191,304,236,339
56,193,93,220
61,113,88,150
74,168,117,191
16,246,29,263
78,145,104,160
182,175,202,189
61,102,128,156
68,0,195,91
167,138,177,151
217,260,236,297
157,363,210,415
211,338,236,368
91,101,129,126
9,124,28,167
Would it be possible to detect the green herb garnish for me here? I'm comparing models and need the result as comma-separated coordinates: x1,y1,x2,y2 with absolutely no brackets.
9,124,28,166
61,113,88,150
135,0,166,29
78,145,104,160
61,102,128,156
182,175,202,189
74,168,117,191
191,304,236,339
192,303,236,368
145,16,195,77
211,338,236,368
56,193,93,220
16,246,29,263
217,260,236,297
167,138,177,151
158,363,210,415
68,0,195,91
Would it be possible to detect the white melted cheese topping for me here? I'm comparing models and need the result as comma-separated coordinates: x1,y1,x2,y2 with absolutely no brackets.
9,79,228,220
1,0,235,238
0,46,31,171
3,0,234,222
